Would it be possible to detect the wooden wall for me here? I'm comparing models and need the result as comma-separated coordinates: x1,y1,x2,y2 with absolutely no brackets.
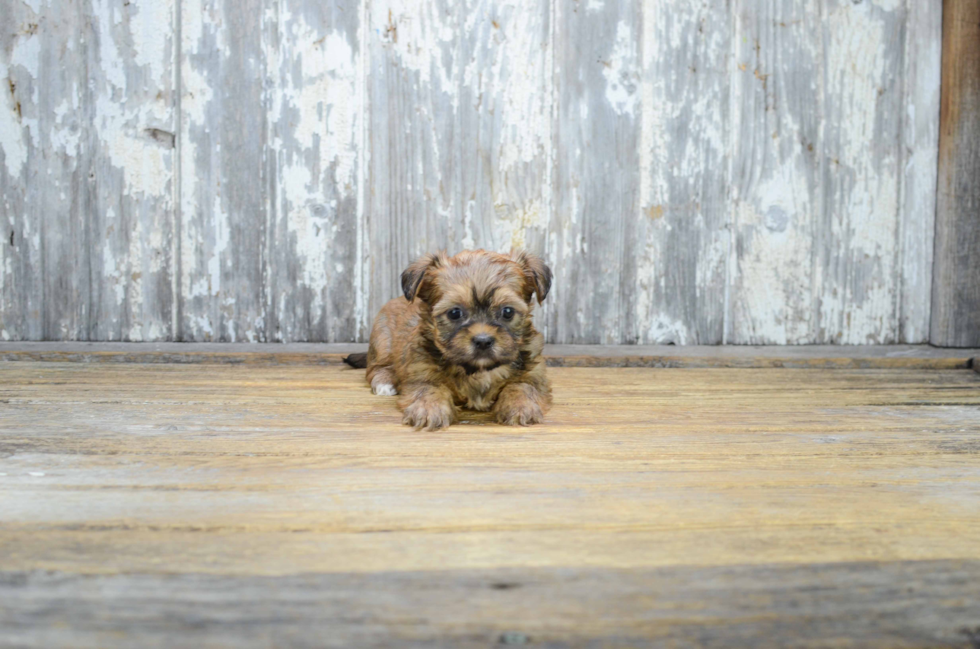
932,0,980,348
0,0,945,344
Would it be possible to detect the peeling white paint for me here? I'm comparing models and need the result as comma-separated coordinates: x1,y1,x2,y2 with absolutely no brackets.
131,1,172,83
602,21,638,116
92,0,128,91
821,2,900,344
269,5,361,338
0,0,944,344
0,62,28,177
371,0,455,92
733,162,814,345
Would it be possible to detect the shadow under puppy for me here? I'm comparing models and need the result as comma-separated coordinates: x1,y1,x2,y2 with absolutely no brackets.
345,250,552,430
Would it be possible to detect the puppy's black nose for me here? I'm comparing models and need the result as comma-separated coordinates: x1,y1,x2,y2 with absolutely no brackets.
472,334,494,351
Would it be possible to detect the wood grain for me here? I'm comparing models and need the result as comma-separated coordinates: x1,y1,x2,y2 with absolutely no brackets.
636,0,729,344
0,361,978,645
550,0,640,344
365,0,461,326
729,0,821,345
0,0,176,342
730,0,942,345
899,0,942,344
268,0,362,343
457,0,554,335
2,562,979,648
2,342,980,369
0,0,951,345
932,0,980,347
178,0,270,342
817,0,912,345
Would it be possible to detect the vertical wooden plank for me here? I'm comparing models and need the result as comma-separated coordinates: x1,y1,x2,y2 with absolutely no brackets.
456,0,551,254
931,0,980,347
179,0,269,341
365,0,460,320
728,0,822,344
897,0,941,343
456,0,553,333
636,0,730,344
731,0,922,345
0,0,175,341
551,0,641,344
456,1,552,255
0,2,41,341
268,0,361,342
815,0,908,344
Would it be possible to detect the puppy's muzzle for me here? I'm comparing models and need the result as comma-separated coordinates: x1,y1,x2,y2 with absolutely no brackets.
472,334,494,352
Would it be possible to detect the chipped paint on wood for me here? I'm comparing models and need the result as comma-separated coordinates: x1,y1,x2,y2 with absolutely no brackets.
269,0,361,342
0,0,944,344
1,0,176,342
458,0,553,335
178,0,268,342
730,0,941,345
551,0,641,344
365,0,461,326
637,0,729,345
729,0,822,345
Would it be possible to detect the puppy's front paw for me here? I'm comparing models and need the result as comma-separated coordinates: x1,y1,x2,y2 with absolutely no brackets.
401,396,456,431
494,387,546,426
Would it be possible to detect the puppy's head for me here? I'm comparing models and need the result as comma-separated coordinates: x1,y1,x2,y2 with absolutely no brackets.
402,250,552,373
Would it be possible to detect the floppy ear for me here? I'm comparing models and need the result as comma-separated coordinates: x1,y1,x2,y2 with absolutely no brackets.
514,251,553,304
401,253,441,302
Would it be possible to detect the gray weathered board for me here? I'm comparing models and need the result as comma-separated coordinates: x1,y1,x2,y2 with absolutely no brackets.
0,0,944,344
932,0,980,348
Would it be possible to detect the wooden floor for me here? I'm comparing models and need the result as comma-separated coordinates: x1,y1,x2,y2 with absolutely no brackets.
1,360,979,647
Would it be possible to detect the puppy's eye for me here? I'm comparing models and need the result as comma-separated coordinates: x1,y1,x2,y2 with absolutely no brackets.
501,307,516,320
447,307,463,321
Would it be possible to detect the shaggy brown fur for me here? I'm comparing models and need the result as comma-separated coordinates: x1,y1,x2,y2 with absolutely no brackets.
364,249,553,430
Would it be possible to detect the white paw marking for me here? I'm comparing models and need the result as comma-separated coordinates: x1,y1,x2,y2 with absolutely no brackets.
373,383,397,396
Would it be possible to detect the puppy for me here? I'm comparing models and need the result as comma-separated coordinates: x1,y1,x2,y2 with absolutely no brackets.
345,250,552,430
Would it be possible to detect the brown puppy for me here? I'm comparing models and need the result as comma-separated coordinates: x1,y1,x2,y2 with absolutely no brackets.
357,250,552,430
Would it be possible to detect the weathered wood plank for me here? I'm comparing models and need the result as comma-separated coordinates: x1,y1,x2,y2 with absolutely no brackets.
268,0,361,343
0,0,176,342
729,0,940,345
898,0,942,343
931,0,980,347
365,0,461,321
816,0,910,344
2,341,979,369
457,0,554,333
729,0,931,345
0,0,950,346
178,0,269,341
2,562,978,648
550,0,641,344
728,0,821,344
0,362,978,645
636,0,730,344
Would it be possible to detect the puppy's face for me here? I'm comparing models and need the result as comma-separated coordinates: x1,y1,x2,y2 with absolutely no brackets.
402,250,551,373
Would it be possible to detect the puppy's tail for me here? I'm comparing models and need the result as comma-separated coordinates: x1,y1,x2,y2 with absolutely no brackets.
343,352,368,369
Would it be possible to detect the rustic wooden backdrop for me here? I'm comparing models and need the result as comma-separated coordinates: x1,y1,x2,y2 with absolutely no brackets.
0,0,945,344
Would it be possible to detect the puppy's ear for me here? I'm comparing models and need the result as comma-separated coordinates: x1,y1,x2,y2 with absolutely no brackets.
401,253,442,302
514,251,553,304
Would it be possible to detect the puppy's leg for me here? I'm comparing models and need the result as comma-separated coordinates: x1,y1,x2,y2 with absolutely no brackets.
493,361,552,426
366,303,399,395
398,384,457,431
369,367,398,396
